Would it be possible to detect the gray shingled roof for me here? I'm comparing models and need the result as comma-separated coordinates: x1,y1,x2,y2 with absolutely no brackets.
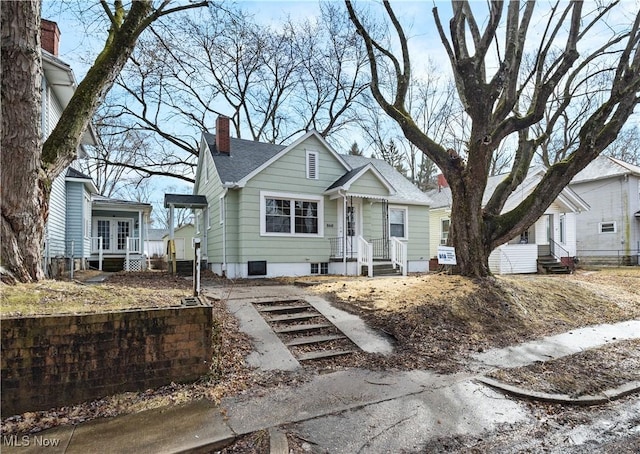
341,155,432,205
66,167,93,180
326,165,368,191
204,133,431,205
205,133,286,184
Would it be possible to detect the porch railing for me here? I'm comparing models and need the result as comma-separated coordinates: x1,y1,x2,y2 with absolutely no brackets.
390,237,407,276
329,237,389,260
91,236,141,254
549,238,570,262
357,236,373,277
369,238,390,260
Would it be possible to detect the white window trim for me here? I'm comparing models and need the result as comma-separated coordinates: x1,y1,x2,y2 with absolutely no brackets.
440,217,450,245
599,221,617,234
195,212,200,234
306,150,319,180
206,205,211,230
559,214,566,244
260,190,324,237
389,205,409,239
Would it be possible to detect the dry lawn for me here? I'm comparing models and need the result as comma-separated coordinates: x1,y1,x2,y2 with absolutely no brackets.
304,268,640,372
1,267,639,436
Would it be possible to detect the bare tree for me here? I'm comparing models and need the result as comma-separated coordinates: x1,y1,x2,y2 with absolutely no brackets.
93,1,370,185
1,0,207,283
346,0,640,277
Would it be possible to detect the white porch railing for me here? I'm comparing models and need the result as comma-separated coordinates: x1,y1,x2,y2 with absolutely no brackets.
90,236,142,271
390,237,408,276
357,236,373,277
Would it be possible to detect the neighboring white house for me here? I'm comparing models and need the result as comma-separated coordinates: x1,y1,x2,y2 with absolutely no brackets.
41,19,152,274
426,167,590,274
177,116,432,278
570,156,640,265
145,228,169,258
40,19,98,275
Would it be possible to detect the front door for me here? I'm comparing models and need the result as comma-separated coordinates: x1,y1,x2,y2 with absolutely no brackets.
116,220,131,252
94,218,133,253
344,199,361,258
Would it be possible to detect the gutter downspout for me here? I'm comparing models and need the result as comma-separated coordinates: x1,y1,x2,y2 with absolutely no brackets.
221,187,229,277
341,190,347,276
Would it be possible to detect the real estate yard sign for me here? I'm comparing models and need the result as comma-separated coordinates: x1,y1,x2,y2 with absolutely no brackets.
437,246,457,265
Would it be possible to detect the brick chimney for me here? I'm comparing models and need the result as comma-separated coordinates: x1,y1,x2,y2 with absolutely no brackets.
41,19,61,56
215,116,230,154
437,173,448,192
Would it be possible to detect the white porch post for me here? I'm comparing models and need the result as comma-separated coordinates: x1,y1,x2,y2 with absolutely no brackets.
98,237,103,271
125,236,130,271
342,192,347,275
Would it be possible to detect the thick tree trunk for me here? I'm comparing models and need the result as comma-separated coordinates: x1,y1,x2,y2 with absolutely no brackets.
1,0,46,282
448,163,493,278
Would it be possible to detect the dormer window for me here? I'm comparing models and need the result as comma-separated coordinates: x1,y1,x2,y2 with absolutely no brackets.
306,151,318,179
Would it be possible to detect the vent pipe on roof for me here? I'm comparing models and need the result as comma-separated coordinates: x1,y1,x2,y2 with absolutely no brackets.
41,19,61,56
216,116,230,154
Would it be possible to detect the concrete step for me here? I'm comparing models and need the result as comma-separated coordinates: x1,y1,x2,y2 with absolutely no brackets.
257,304,311,313
267,311,321,322
297,349,355,361
285,334,347,347
274,323,333,334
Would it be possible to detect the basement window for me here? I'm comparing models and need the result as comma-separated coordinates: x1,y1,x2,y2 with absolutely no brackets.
310,263,328,275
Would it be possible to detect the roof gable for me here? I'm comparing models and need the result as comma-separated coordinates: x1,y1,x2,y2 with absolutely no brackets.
427,166,588,213
203,130,350,188
325,163,394,197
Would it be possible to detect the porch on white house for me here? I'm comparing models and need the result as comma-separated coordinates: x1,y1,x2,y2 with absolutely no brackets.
88,198,152,272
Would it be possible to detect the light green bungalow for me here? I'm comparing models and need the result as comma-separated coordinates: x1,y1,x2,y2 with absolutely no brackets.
179,116,432,279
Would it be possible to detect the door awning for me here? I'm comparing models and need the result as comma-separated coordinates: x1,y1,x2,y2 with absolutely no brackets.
164,194,208,209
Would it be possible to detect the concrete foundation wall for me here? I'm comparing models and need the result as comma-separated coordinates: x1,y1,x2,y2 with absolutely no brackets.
1,305,213,416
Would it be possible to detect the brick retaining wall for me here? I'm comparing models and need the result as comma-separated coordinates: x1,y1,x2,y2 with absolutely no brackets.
1,304,213,416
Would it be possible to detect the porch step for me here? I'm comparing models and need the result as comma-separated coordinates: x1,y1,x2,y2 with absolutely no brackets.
361,262,403,277
537,255,572,274
89,258,124,272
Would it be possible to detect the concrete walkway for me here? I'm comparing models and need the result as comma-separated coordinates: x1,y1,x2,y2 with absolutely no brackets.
3,284,638,453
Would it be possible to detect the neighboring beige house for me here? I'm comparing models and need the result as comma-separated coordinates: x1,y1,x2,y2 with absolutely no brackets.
163,223,196,261
426,168,589,274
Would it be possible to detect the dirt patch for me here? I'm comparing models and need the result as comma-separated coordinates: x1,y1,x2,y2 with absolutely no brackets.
488,339,640,397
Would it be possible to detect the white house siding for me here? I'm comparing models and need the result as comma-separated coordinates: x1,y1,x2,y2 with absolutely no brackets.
572,175,640,262
65,181,86,259
46,173,67,256
489,244,538,274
